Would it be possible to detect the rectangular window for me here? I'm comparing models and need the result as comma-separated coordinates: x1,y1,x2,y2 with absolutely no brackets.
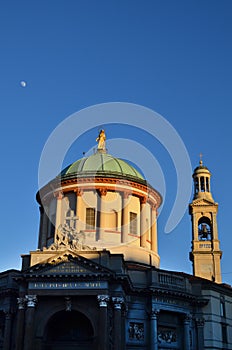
86,208,96,229
130,212,137,235
220,296,226,317
221,323,228,344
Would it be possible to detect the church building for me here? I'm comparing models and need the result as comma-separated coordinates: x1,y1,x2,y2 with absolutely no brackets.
0,130,232,350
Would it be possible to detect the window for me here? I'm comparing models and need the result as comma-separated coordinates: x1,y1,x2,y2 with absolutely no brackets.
200,176,205,191
86,208,96,229
130,212,137,235
221,323,228,344
220,296,226,318
195,178,199,193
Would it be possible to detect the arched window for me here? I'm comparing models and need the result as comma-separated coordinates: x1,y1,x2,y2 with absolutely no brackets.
198,217,212,240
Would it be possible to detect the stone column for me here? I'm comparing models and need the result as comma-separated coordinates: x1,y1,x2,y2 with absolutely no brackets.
150,309,159,350
75,189,83,232
97,295,110,350
15,297,26,350
140,197,147,248
196,318,205,350
97,189,107,241
151,206,158,252
23,295,37,350
38,205,49,249
184,314,191,350
112,297,124,350
121,192,130,243
3,311,13,350
55,191,63,237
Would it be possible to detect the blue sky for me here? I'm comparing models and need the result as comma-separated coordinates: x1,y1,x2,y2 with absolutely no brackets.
1,1,232,284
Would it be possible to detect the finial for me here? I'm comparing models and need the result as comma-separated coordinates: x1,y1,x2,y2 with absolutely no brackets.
96,129,106,152
199,152,203,166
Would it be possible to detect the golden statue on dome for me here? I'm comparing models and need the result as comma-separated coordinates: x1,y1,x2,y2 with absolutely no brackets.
96,129,106,151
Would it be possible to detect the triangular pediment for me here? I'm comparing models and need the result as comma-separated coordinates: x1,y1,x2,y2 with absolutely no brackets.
25,251,114,278
191,198,216,206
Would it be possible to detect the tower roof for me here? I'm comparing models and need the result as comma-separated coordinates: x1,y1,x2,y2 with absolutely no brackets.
193,160,211,176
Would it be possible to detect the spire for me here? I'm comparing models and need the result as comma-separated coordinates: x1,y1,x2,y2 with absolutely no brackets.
199,152,203,166
96,129,107,153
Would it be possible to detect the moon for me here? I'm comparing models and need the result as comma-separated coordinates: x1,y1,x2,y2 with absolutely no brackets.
20,81,27,87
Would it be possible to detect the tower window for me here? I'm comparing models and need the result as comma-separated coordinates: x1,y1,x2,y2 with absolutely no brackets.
200,176,205,191
198,222,211,241
195,178,199,193
86,208,96,229
130,212,137,235
206,177,209,192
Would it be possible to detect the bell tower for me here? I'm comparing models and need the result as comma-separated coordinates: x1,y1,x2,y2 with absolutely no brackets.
189,159,222,283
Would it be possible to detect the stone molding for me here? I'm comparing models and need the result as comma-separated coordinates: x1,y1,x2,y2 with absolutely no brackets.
112,297,124,310
17,297,26,310
97,294,110,307
25,295,37,308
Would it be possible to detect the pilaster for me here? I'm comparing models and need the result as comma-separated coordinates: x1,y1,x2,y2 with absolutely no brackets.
112,297,124,350
23,295,37,350
97,295,110,350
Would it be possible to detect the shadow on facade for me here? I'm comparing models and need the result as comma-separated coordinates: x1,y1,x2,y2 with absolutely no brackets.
42,310,95,350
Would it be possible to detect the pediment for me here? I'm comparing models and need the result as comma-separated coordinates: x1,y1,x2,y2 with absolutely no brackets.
191,198,216,206
25,252,114,278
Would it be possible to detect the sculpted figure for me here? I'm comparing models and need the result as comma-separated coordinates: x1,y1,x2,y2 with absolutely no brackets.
96,129,106,150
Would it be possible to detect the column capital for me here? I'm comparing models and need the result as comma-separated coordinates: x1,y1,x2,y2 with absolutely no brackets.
17,297,26,310
75,188,83,196
112,296,124,310
25,295,37,308
97,188,108,196
150,308,160,319
121,191,131,199
184,313,192,323
54,190,64,200
196,317,205,327
140,196,147,205
97,294,110,307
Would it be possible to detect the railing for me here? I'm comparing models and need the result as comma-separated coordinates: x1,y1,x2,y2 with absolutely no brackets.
157,272,186,290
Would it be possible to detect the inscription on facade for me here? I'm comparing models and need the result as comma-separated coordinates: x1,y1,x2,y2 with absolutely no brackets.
29,281,108,290
43,263,92,274
199,243,211,248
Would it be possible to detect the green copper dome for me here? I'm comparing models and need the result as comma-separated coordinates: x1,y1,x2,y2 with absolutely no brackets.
61,151,144,181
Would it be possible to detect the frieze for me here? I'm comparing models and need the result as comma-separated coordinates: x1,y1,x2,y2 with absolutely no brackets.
158,326,177,345
38,262,95,275
128,322,144,341
153,296,189,307
29,281,108,290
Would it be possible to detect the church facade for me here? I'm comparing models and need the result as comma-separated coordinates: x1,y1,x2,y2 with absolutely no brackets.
1,131,232,350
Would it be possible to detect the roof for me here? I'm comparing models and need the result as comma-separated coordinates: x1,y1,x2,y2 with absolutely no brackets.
61,151,144,181
193,160,211,176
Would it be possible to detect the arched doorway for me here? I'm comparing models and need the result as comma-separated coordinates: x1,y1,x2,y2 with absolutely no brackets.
43,310,95,350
